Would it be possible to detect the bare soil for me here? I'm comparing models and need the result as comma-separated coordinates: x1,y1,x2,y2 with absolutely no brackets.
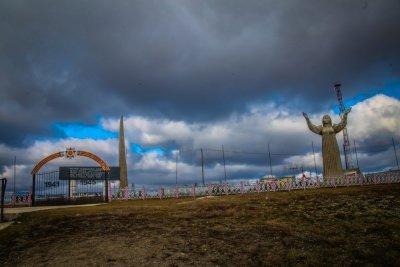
1,184,400,266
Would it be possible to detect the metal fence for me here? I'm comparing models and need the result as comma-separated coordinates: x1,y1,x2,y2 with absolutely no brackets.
2,170,399,206
32,170,107,205
2,191,31,207
110,170,400,201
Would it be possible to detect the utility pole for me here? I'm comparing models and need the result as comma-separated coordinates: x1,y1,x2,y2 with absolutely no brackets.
175,151,178,185
268,144,273,177
289,165,298,175
334,82,353,170
393,138,399,171
222,145,227,182
201,148,205,185
13,156,16,197
353,140,360,169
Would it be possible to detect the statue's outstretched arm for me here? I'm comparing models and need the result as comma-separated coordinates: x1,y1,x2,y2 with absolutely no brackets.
303,112,322,135
334,107,351,133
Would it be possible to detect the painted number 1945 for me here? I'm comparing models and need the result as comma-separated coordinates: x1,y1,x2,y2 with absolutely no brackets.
80,180,96,185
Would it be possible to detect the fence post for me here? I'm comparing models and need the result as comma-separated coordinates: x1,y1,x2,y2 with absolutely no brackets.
142,186,146,200
1,178,7,223
104,172,109,203
124,187,129,200
207,184,212,196
240,181,244,194
12,192,16,207
287,180,291,192
31,174,36,206
224,181,228,195
256,180,260,193
175,185,179,198
192,184,196,198
28,187,32,206
108,182,112,202
316,176,320,188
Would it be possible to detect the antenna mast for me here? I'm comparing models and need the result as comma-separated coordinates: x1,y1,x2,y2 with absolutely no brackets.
334,82,353,170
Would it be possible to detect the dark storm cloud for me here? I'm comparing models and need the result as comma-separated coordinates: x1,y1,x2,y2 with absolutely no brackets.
1,0,399,146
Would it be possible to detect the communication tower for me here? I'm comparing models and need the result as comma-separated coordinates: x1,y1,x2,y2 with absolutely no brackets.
334,82,353,169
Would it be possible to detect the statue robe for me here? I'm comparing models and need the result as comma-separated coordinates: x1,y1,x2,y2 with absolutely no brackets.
305,116,348,178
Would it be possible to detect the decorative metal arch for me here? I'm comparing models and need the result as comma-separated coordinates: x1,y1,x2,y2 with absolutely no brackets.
31,147,111,175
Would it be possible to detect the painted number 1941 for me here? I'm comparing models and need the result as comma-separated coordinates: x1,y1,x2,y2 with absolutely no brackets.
45,181,60,187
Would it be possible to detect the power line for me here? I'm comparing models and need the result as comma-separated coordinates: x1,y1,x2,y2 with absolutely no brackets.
198,148,305,156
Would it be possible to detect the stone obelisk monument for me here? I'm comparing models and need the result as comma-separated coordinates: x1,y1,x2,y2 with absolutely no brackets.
119,115,128,189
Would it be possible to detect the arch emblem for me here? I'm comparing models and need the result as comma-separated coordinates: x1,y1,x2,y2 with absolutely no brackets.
31,147,111,175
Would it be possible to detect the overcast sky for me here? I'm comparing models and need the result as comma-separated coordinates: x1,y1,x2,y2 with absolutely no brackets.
0,0,399,189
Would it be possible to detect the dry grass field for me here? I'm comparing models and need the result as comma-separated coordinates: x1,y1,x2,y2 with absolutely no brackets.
1,184,400,266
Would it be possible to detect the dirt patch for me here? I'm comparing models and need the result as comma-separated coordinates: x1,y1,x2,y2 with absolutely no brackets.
0,222,14,231
197,196,217,200
1,185,400,266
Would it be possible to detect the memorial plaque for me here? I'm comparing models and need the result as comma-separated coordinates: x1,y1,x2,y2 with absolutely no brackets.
59,167,120,180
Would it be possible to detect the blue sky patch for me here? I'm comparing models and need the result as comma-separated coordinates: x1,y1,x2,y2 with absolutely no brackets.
53,121,118,140
131,143,165,155
332,80,399,114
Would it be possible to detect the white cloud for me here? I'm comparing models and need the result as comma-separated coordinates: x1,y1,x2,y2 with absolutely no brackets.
347,94,400,141
0,164,29,190
1,94,399,189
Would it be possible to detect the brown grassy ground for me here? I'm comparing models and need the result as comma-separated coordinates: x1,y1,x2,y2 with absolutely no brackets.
1,184,399,266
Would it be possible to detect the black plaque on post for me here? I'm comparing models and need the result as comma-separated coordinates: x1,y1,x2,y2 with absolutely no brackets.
59,167,120,180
